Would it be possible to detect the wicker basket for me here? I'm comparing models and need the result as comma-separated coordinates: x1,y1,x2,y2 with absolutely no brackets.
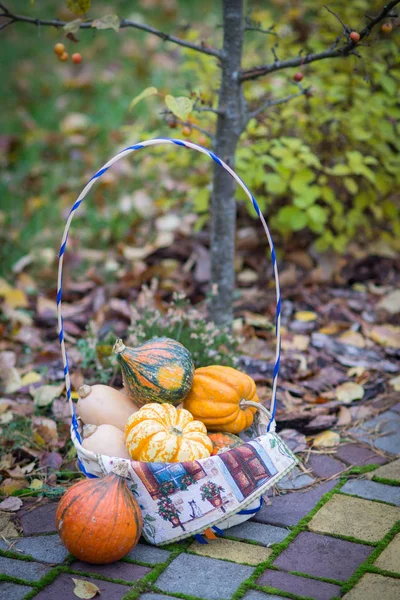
57,138,298,546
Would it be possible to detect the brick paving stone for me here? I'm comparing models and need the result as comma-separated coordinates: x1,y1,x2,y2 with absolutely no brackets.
341,479,400,506
242,591,285,600
349,410,400,455
125,543,170,564
342,573,399,600
374,533,400,573
226,521,289,546
0,534,69,564
306,453,347,478
18,502,58,536
367,459,400,482
32,573,131,599
155,552,254,600
276,467,315,490
391,402,400,413
253,480,338,527
308,494,400,542
256,569,341,600
0,556,50,582
335,443,387,466
0,582,33,600
273,531,373,581
71,560,151,582
188,537,271,565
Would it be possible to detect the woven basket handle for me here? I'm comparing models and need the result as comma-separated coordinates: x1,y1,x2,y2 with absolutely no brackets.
57,138,281,432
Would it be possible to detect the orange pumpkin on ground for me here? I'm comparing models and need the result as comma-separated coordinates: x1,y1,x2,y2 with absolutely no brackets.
56,463,142,564
125,403,212,462
113,337,194,407
183,365,259,434
208,432,244,455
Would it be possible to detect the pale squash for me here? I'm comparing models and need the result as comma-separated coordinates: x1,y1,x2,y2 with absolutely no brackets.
183,365,259,434
82,424,131,459
113,337,194,407
125,403,212,462
77,384,138,432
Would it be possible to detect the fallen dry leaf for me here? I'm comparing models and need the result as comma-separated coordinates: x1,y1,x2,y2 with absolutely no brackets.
30,383,64,407
347,366,366,378
377,289,400,314
29,479,44,491
336,382,365,404
338,330,366,348
0,286,28,309
0,511,19,538
389,375,400,391
294,311,317,322
72,578,101,599
20,371,42,387
367,324,400,349
313,430,340,448
337,406,352,426
0,497,23,512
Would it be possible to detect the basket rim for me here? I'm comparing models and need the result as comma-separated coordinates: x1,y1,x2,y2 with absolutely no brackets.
57,137,282,448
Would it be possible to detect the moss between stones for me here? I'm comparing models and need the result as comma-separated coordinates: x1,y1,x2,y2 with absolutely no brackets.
371,476,400,486
340,520,400,594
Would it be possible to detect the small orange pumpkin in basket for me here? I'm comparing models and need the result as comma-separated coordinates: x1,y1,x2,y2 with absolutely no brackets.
183,365,259,434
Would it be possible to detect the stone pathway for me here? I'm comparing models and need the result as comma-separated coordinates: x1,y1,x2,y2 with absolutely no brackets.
1,408,399,600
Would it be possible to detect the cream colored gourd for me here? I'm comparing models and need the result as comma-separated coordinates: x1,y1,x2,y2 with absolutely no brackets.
77,384,138,432
82,424,130,459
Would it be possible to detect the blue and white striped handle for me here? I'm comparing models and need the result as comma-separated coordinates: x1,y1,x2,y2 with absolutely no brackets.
57,138,281,432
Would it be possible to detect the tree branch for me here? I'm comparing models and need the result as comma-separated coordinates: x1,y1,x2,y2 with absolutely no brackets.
248,86,311,121
161,112,214,141
240,0,400,82
0,2,222,59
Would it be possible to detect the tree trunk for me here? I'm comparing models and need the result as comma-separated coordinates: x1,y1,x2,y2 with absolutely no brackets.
209,0,245,325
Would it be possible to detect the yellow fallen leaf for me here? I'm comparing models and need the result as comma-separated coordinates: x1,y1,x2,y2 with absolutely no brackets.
72,578,100,599
319,323,342,335
368,324,400,349
20,371,42,387
295,311,317,322
0,288,28,309
389,375,400,391
347,366,366,378
313,430,340,448
338,330,365,348
29,479,44,491
0,278,12,294
336,382,365,404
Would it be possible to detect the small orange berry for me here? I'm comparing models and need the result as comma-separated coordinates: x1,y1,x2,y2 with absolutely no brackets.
54,43,65,56
349,31,360,43
182,126,191,137
293,71,304,82
72,53,82,64
59,51,69,62
381,22,393,34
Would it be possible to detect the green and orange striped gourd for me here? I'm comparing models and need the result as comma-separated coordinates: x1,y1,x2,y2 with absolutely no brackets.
113,337,194,407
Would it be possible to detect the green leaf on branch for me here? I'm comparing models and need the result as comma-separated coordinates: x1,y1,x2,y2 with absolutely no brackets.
63,19,83,35
92,14,120,32
277,206,308,231
165,95,193,121
263,173,287,194
66,0,90,15
129,87,158,111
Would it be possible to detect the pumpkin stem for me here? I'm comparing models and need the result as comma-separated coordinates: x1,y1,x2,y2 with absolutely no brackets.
111,461,130,478
240,399,272,420
78,384,92,399
113,338,126,355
